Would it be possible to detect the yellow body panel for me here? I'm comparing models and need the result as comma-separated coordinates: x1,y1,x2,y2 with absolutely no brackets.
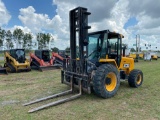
99,56,134,75
119,57,134,75
4,52,30,72
139,53,144,58
129,53,136,59
151,55,158,60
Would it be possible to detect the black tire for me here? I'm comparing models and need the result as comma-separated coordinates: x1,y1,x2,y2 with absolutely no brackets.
128,69,143,88
92,64,120,98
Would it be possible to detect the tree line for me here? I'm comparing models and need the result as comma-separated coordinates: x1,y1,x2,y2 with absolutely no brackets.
0,27,53,50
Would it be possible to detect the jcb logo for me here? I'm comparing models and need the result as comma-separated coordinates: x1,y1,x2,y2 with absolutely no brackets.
123,64,129,68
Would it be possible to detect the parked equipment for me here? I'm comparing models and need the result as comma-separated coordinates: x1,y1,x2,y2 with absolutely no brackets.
139,53,144,59
57,50,66,58
4,49,31,73
144,51,158,61
52,50,70,66
151,55,158,60
0,65,7,75
30,50,61,71
144,52,152,61
24,7,143,113
151,52,158,60
129,53,139,62
52,52,64,66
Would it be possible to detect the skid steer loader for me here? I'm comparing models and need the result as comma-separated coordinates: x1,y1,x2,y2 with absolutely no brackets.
4,49,31,73
30,50,61,71
24,7,143,113
52,50,70,66
0,66,8,75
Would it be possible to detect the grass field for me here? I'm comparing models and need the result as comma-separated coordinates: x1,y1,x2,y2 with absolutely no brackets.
0,60,160,120
0,53,4,57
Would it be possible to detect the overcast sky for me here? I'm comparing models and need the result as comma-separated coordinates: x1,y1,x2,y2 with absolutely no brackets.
0,0,160,50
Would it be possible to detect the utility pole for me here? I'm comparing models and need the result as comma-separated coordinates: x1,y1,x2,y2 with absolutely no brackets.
136,34,140,62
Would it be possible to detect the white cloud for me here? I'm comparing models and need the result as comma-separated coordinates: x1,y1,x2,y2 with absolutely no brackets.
125,0,160,50
128,0,160,18
18,6,69,49
52,0,131,49
14,0,160,50
52,0,129,49
18,6,63,36
17,1,130,49
0,0,11,26
10,25,32,34
88,1,130,33
19,6,52,33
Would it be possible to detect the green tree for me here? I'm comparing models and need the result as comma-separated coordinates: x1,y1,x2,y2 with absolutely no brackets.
37,33,43,49
130,48,136,52
9,42,14,49
0,28,2,47
6,30,13,49
13,28,24,48
37,33,51,49
65,47,70,51
23,33,33,50
0,27,6,47
51,47,59,52
44,33,51,45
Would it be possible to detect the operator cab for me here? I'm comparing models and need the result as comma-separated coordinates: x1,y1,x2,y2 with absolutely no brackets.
10,49,25,63
35,50,50,62
88,30,123,67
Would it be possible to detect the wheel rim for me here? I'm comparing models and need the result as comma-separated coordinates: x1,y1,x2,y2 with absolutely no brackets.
105,72,117,92
136,74,142,85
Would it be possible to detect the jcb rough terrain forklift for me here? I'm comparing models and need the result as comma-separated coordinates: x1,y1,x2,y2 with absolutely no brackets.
4,49,31,72
24,7,143,113
30,50,61,71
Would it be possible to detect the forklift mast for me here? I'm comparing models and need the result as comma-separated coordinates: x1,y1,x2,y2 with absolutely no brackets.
69,7,91,74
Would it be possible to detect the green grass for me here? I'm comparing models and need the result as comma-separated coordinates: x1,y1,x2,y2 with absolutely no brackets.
0,60,4,67
0,53,4,57
0,60,160,120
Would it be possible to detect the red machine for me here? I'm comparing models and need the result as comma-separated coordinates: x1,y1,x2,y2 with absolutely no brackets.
52,52,64,66
30,50,61,71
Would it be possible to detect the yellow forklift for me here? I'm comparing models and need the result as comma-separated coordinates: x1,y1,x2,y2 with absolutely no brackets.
24,7,143,113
